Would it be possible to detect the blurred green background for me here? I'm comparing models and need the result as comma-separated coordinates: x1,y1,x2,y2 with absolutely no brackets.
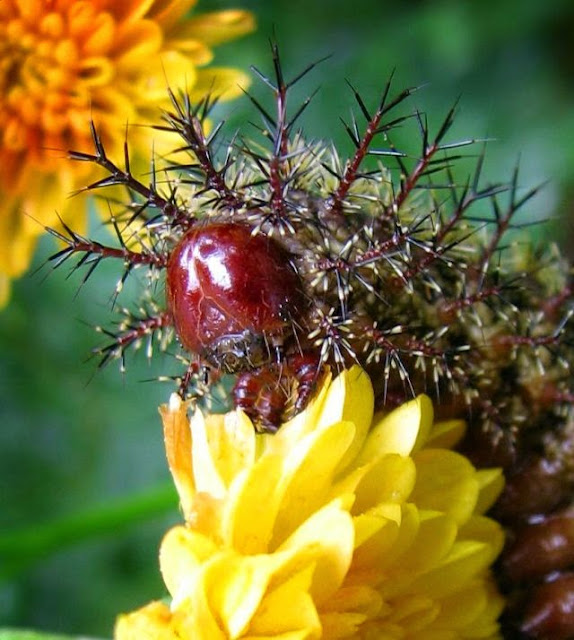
2,0,574,636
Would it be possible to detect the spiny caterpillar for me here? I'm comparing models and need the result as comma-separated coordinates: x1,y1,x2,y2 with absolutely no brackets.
47,45,573,638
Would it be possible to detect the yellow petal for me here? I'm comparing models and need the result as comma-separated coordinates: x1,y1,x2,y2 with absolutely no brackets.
319,611,371,639
382,511,457,584
246,564,321,638
459,515,505,563
159,525,217,598
203,409,256,488
386,594,440,631
411,449,479,524
410,395,435,451
318,366,373,430
205,554,278,637
462,579,506,638
432,581,489,630
18,163,77,233
135,50,199,103
91,86,138,135
359,395,432,464
352,506,401,569
165,38,213,64
243,633,318,640
316,366,374,472
115,600,174,640
373,502,420,569
189,67,251,102
474,468,505,515
267,369,333,453
271,420,356,544
173,590,226,640
410,540,496,598
223,453,285,554
321,589,386,639
278,499,355,604
118,118,185,174
189,408,255,497
0,222,37,278
352,453,416,515
322,584,383,618
188,409,226,496
172,10,256,47
425,419,466,450
0,273,10,308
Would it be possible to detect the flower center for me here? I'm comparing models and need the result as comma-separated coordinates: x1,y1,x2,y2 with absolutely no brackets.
0,5,108,180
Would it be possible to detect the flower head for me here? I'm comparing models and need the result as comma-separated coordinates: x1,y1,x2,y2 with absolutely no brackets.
116,367,505,639
0,0,254,304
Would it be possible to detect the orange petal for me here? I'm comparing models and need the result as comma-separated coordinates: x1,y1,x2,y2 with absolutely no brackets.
147,0,198,31
160,393,195,516
112,0,155,23
113,19,163,68
82,11,116,56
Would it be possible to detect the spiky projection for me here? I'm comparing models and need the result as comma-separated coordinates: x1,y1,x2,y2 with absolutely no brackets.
48,45,574,638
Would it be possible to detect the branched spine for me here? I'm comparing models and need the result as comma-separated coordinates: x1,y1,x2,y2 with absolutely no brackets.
95,308,172,370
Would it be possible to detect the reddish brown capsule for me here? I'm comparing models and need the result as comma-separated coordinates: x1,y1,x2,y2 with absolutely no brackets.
503,508,574,583
521,573,574,639
495,456,568,521
166,222,305,373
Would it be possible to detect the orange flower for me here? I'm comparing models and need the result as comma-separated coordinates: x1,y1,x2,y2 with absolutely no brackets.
0,0,254,305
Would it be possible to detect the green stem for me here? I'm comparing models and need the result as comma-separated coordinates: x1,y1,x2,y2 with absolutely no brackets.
0,630,105,640
0,483,177,581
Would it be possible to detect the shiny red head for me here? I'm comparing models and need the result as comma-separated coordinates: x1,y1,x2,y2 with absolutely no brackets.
166,222,305,372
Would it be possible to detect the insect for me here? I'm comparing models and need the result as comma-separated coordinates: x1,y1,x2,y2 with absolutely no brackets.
47,44,572,442
166,222,305,371
165,221,317,428
46,43,574,637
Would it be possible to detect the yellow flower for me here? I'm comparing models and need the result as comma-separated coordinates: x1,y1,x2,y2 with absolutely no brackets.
0,0,254,305
116,367,506,639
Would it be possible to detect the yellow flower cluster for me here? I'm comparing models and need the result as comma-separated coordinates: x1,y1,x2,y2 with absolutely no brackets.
0,0,254,305
116,367,506,639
